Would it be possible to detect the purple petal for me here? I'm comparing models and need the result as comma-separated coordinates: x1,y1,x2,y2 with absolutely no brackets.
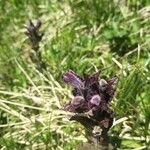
63,70,84,89
99,79,108,86
71,96,85,106
64,96,89,113
90,95,101,106
99,79,108,91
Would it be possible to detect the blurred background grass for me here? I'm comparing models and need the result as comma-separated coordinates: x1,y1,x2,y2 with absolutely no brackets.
0,0,149,149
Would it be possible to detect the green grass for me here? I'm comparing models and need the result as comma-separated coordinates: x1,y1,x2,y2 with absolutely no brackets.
0,0,150,149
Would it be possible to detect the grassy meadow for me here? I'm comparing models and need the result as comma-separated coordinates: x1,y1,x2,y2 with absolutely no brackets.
0,0,150,149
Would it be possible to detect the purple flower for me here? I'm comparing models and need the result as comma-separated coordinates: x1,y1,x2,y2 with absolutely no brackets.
25,20,43,50
90,95,101,106
63,70,84,89
62,70,118,137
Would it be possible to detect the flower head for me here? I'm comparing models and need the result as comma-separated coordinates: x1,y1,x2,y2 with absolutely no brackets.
25,20,43,50
62,70,118,136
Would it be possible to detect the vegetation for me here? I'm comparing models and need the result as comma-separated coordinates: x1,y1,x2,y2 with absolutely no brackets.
0,0,149,149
